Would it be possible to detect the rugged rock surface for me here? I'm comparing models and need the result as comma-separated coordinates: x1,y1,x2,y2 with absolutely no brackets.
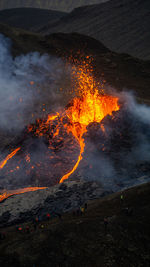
0,179,105,227
0,181,150,266
39,0,150,60
1,174,149,227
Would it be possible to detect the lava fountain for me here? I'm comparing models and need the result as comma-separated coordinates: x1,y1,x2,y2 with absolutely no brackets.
0,58,120,201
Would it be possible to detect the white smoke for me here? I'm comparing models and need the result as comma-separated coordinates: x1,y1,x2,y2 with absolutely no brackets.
0,34,70,133
121,91,150,124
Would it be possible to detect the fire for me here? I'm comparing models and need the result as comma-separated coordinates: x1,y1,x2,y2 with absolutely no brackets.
66,91,119,126
59,61,119,182
60,90,119,183
0,57,120,201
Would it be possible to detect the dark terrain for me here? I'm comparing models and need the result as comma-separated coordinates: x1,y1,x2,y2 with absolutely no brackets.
1,1,149,60
0,8,66,31
0,0,108,12
0,182,150,266
38,0,150,60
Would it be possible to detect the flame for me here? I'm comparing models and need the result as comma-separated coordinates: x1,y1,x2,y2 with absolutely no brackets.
53,127,60,138
59,90,119,183
59,61,119,182
0,187,47,202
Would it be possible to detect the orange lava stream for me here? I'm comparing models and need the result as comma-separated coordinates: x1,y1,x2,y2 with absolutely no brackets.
59,90,119,183
0,147,21,169
59,126,85,183
59,59,120,183
0,187,47,202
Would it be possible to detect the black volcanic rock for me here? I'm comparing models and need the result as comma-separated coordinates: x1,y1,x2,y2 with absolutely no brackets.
0,180,104,227
0,181,150,266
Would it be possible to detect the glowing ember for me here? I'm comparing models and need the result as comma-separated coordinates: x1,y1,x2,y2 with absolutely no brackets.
59,60,119,182
25,154,31,163
30,81,34,85
0,58,120,201
60,91,119,183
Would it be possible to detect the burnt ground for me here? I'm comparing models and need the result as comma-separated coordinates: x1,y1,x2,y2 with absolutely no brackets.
0,182,150,267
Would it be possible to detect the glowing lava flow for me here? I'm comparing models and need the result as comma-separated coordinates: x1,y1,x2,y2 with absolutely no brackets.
59,124,85,183
59,60,120,183
0,147,21,169
0,187,47,202
0,59,120,202
0,147,47,202
59,90,119,183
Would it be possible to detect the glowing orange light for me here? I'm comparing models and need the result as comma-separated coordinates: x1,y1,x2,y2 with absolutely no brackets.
0,147,21,169
0,187,47,202
30,81,34,85
0,58,120,202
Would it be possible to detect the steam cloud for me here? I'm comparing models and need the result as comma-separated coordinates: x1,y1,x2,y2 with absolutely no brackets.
0,34,69,133
0,34,150,192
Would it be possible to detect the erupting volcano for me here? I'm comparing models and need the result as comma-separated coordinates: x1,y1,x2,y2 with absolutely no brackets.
0,59,120,202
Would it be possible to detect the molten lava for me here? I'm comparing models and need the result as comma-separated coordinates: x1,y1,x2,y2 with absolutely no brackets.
0,187,47,202
0,147,21,169
59,60,120,182
60,90,119,183
0,58,120,201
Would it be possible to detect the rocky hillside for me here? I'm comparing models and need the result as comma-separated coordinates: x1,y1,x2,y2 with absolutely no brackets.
0,179,104,226
0,23,149,102
0,181,150,266
0,0,109,12
39,0,150,60
0,8,66,31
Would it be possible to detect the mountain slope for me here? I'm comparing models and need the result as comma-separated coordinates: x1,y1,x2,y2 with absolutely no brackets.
0,23,149,103
0,8,66,31
0,182,150,266
39,0,150,60
0,0,109,12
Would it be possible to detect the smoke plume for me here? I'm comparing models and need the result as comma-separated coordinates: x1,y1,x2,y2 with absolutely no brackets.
0,34,70,133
